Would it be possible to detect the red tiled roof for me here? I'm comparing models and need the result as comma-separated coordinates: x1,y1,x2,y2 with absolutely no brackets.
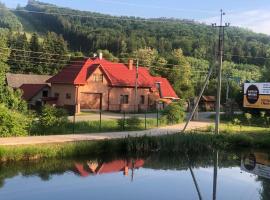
47,59,89,84
47,58,178,99
74,163,90,177
47,58,155,87
153,77,179,99
19,84,49,101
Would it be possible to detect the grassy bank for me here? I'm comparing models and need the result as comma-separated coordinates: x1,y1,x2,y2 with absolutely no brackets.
30,118,165,135
1,130,270,162
206,123,270,134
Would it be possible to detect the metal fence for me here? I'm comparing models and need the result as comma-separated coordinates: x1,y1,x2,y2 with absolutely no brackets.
70,103,163,134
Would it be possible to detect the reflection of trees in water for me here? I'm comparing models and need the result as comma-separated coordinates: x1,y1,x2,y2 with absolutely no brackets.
0,150,269,200
0,159,75,188
258,177,270,200
0,151,241,189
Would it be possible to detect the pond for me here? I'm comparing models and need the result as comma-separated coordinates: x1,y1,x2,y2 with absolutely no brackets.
0,150,270,200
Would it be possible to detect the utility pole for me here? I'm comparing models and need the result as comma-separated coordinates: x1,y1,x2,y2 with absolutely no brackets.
212,150,219,200
212,9,230,134
135,59,139,112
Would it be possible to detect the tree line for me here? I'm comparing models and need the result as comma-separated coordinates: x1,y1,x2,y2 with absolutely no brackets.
10,0,270,69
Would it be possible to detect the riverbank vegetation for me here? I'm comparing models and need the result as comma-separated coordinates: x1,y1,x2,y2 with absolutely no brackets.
1,101,184,136
1,130,270,162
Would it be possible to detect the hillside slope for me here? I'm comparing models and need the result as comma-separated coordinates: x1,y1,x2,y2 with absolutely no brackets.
6,0,270,67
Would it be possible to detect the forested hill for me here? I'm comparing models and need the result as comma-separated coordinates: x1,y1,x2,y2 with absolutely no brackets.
3,0,270,67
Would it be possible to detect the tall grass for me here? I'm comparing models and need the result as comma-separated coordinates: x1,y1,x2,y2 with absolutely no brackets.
1,131,270,162
30,118,166,135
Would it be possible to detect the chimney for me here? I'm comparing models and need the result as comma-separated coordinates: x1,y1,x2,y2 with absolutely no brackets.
99,52,103,60
93,53,97,58
128,59,133,70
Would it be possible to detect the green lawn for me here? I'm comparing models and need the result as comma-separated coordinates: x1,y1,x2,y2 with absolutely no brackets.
206,123,270,134
30,118,163,135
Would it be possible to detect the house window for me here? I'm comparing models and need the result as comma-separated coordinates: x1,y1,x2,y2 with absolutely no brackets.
93,74,103,82
66,93,71,99
42,90,48,97
140,95,145,104
120,95,129,104
54,93,59,98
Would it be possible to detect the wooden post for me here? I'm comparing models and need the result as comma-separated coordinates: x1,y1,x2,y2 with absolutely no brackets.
99,93,102,132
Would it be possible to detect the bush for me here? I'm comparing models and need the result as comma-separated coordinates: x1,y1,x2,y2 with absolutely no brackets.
0,104,31,137
126,116,141,129
117,118,125,130
117,116,141,130
162,102,185,124
39,105,68,127
244,113,252,126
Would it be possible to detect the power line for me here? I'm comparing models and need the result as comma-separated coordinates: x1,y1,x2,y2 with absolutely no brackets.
0,46,73,57
3,55,210,74
0,6,212,25
224,53,270,60
0,47,212,68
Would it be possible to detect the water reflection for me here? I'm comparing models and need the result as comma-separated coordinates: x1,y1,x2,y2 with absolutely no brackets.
241,152,270,179
0,151,270,200
74,159,144,180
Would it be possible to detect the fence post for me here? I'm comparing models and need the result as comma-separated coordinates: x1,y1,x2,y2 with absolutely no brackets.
99,109,102,132
156,106,159,127
99,93,102,132
123,111,126,130
145,109,147,130
73,108,76,134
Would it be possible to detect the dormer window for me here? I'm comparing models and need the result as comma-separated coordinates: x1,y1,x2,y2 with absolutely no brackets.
93,74,103,82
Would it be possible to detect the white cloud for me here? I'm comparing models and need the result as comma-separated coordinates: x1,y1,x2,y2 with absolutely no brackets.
201,9,270,35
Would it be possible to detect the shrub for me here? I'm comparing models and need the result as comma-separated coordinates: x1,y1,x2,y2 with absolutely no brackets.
117,116,141,130
0,104,31,137
162,102,185,124
117,118,125,130
39,105,68,127
126,116,141,129
244,113,252,126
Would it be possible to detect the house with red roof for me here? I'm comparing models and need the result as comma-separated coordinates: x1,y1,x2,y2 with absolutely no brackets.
47,53,179,113
6,73,52,108
19,84,51,108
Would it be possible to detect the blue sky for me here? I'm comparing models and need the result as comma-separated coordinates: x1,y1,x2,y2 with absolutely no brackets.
2,0,270,35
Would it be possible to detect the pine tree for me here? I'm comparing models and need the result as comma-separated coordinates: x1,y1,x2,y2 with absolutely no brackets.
8,32,30,73
42,32,69,74
29,33,42,74
0,31,27,112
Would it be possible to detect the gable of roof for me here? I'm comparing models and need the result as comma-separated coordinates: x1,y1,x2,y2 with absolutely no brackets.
99,62,154,88
6,73,52,88
46,59,89,85
19,84,50,101
153,77,179,99
201,95,216,102
48,58,155,88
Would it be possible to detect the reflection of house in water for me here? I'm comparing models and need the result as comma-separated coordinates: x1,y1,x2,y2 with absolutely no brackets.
74,159,144,178
241,152,270,179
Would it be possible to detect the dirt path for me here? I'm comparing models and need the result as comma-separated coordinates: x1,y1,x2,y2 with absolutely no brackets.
0,121,212,146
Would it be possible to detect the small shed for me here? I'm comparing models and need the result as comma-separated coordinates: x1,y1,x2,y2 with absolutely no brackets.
19,84,51,108
199,95,216,111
